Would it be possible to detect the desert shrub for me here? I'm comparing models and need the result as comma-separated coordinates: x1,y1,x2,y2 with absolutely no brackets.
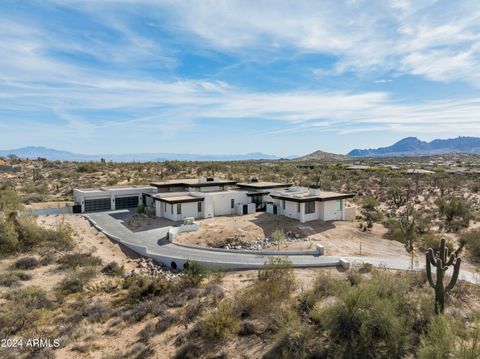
0,184,22,212
136,204,145,214
21,193,46,204
417,233,453,253
361,196,382,227
155,312,178,334
235,257,296,319
58,267,97,294
204,283,225,302
257,257,296,299
0,270,32,287
123,274,173,302
182,261,209,287
436,196,471,232
0,215,75,254
48,222,76,251
83,302,112,322
7,286,52,310
26,348,55,359
312,271,412,358
418,315,458,359
460,229,480,262
173,343,201,359
14,256,40,270
201,301,240,341
102,261,125,276
117,342,155,359
58,252,102,269
264,320,316,359
139,322,155,342
0,218,19,253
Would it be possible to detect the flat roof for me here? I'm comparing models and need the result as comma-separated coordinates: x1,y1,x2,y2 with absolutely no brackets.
150,178,237,188
75,185,153,193
236,181,292,189
152,194,204,204
270,188,356,203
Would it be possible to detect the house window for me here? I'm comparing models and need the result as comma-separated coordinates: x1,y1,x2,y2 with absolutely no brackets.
305,201,315,214
282,200,285,210
198,201,202,212
177,204,181,215
171,204,173,214
231,199,235,209
164,202,167,211
336,200,342,211
297,203,300,212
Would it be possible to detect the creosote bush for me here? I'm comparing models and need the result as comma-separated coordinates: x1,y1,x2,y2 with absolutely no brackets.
58,252,102,269
14,256,40,270
461,229,480,262
201,301,240,341
182,260,209,287
101,261,125,276
123,273,173,302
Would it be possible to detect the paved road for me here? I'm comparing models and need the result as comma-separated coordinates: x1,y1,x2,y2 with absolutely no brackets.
84,210,480,284
85,210,340,270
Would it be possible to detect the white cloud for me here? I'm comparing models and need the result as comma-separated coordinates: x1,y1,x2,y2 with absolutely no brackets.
59,0,478,84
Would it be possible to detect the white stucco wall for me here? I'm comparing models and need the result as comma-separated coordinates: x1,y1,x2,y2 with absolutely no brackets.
202,190,250,217
281,200,300,221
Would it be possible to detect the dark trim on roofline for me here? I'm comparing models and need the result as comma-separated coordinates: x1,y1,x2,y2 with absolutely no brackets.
270,193,356,203
152,197,205,204
246,191,271,196
150,181,237,188
236,183,292,190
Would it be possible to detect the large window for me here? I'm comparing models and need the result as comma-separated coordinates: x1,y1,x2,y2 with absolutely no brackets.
282,200,285,210
305,201,315,214
177,204,182,215
231,199,235,209
335,200,342,211
198,201,202,212
297,202,300,212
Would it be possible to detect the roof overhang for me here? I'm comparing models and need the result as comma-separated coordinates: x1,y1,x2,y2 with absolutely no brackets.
236,183,292,190
152,196,205,204
270,193,356,203
246,191,270,196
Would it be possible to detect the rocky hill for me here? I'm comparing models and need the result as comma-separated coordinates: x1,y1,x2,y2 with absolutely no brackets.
348,136,480,157
295,150,349,161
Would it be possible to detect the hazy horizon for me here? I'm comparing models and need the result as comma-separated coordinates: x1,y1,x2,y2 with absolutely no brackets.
1,1,480,156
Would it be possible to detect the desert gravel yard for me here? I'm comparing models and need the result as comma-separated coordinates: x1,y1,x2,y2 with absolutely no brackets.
174,212,416,261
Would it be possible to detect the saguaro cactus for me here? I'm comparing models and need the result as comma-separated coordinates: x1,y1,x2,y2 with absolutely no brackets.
426,238,462,314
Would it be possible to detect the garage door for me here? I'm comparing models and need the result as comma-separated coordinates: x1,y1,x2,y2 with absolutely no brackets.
84,198,111,212
115,196,139,210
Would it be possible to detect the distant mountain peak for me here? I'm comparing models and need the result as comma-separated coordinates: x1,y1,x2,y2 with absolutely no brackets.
0,146,282,162
348,136,480,157
295,150,349,161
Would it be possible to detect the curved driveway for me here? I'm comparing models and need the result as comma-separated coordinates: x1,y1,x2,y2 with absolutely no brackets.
84,210,480,284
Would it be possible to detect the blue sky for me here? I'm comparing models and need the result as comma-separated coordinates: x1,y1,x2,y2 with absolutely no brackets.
1,0,480,156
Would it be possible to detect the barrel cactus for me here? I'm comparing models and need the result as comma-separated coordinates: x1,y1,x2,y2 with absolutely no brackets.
426,237,462,314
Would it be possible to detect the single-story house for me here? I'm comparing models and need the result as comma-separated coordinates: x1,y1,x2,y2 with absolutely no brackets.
268,187,356,223
73,177,355,223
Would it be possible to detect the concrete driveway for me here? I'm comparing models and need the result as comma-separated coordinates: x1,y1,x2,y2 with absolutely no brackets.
85,210,340,270
84,210,480,284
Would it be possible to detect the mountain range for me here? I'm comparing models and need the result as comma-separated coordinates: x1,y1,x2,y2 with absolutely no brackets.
0,146,286,162
2,136,480,162
348,136,480,157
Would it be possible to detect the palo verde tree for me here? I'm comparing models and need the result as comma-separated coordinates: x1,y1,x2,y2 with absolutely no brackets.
426,237,463,314
436,195,471,232
387,177,412,209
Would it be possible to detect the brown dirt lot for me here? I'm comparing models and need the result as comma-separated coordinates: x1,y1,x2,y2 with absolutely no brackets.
174,212,413,260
